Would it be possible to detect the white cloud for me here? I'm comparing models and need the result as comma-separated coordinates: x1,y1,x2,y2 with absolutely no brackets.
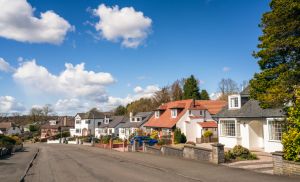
210,92,222,100
0,0,73,44
0,96,25,113
54,98,91,115
0,58,15,72
222,67,231,72
13,60,115,99
93,4,152,48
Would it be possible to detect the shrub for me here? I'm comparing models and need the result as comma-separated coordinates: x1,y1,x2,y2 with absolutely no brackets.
185,141,196,146
225,145,258,161
150,130,159,140
174,128,186,144
29,125,38,132
203,130,213,138
136,129,145,136
10,136,22,145
102,135,111,144
0,135,16,148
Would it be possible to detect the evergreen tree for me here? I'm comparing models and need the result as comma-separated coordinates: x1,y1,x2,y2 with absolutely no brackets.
200,90,210,100
250,0,300,108
183,75,201,100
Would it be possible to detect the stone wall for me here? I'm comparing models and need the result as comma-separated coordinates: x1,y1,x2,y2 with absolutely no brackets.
183,145,211,161
141,143,225,164
272,152,300,176
161,146,183,158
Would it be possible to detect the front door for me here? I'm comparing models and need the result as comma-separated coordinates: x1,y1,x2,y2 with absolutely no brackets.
248,120,264,150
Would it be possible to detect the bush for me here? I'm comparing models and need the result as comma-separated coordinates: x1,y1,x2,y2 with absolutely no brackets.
10,136,22,145
174,128,186,144
203,130,213,138
180,133,187,143
225,145,258,162
150,130,159,140
185,141,196,146
102,135,111,144
29,124,38,132
0,135,16,148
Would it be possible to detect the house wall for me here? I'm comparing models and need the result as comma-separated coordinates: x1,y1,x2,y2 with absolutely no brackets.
263,119,283,153
73,115,103,136
7,127,21,135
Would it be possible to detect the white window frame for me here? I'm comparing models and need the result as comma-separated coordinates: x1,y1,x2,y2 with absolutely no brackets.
228,95,241,110
171,109,177,118
85,120,90,124
75,120,81,124
155,111,160,118
199,110,204,116
267,118,284,142
104,118,110,124
136,117,141,122
219,118,240,137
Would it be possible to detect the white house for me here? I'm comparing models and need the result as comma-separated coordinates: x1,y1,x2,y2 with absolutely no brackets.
70,111,111,137
0,122,21,135
95,116,128,138
119,112,153,140
214,86,285,153
144,99,226,143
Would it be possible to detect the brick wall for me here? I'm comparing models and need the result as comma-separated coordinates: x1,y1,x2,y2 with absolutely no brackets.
272,152,300,176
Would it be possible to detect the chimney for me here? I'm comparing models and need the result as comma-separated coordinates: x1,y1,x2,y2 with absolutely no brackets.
130,112,133,121
64,116,67,126
193,99,196,108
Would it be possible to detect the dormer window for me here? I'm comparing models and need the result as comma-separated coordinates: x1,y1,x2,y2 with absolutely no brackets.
228,95,241,109
136,117,141,122
155,111,160,118
131,117,135,122
171,109,177,118
104,118,110,124
199,110,204,116
189,110,192,116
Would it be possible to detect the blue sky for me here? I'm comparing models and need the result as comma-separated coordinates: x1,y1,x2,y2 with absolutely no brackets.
0,0,270,115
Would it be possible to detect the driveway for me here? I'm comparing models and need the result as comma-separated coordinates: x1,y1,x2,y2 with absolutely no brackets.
25,144,299,182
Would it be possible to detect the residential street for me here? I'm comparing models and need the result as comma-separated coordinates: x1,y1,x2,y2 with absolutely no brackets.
24,144,300,182
0,144,38,182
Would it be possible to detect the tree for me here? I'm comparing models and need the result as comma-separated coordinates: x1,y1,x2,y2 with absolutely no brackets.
218,78,239,101
183,75,201,100
250,0,300,162
200,90,210,100
152,86,171,107
171,80,183,101
42,104,53,117
29,107,43,123
250,0,300,108
114,105,127,116
126,98,155,114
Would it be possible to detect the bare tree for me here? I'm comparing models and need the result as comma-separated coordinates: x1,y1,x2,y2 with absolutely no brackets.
218,78,239,100
42,104,53,117
152,86,171,107
171,80,183,101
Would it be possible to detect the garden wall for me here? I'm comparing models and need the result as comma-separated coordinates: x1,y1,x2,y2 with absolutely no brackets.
142,143,225,164
272,152,300,176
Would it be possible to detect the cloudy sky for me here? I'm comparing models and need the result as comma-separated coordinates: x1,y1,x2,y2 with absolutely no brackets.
0,0,269,115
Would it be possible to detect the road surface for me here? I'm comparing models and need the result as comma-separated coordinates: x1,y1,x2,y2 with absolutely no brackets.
25,144,299,182
0,144,38,182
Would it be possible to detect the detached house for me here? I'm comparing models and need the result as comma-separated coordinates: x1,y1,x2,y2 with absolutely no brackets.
70,111,112,137
214,86,285,153
144,99,226,143
119,112,153,140
41,116,74,139
95,116,128,138
0,122,21,135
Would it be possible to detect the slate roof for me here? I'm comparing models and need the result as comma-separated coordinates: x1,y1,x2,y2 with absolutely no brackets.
121,112,153,128
98,116,128,128
76,111,112,119
214,99,285,118
240,85,250,97
41,117,75,129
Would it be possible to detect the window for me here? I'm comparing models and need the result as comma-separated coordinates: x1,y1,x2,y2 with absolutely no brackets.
120,128,124,134
171,109,177,118
228,95,241,109
104,118,109,124
76,129,81,133
136,117,141,122
155,111,160,118
76,120,81,124
189,110,192,116
199,110,203,116
268,120,282,141
220,120,236,137
85,120,90,124
131,118,135,122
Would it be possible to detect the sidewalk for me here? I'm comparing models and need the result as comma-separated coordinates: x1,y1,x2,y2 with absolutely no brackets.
0,144,38,182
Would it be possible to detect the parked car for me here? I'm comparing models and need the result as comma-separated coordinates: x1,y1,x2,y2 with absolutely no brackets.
130,136,158,146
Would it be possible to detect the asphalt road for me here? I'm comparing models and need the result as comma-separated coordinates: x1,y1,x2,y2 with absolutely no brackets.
25,144,300,182
0,144,38,182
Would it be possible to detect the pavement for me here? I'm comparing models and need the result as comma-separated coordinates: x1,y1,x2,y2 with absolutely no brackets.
0,144,38,182
24,144,300,182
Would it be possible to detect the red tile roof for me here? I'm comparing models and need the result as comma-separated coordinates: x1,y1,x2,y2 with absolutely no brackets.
144,99,226,128
198,121,218,128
